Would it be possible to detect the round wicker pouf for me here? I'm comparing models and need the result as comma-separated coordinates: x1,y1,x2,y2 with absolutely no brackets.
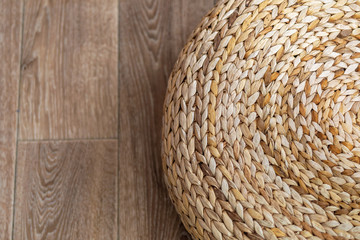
162,0,360,239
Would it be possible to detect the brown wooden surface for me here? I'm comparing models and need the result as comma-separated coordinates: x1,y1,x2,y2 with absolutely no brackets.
19,0,118,140
14,140,118,240
119,0,215,239
0,0,217,238
0,0,22,239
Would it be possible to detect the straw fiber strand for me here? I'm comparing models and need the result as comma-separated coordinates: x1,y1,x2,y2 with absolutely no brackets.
162,0,360,239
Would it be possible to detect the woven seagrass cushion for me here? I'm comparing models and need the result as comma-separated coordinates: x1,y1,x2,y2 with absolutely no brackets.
162,0,360,239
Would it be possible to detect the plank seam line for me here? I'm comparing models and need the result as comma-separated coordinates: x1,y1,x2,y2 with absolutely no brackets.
18,137,119,142
11,1,25,239
117,0,121,239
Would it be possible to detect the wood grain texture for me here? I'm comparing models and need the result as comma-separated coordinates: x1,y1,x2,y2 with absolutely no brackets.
19,0,118,140
0,0,22,239
119,0,215,239
14,140,118,240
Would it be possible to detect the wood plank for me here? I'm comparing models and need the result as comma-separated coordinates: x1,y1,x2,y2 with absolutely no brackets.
19,0,118,140
119,1,214,239
14,140,118,240
0,0,22,239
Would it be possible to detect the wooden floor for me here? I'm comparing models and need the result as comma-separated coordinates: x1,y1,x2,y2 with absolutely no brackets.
0,0,216,239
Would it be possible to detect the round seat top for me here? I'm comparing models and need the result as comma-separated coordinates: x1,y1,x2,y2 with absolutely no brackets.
162,0,360,239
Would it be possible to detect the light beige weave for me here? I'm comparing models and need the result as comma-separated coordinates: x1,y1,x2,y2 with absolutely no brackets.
162,0,360,239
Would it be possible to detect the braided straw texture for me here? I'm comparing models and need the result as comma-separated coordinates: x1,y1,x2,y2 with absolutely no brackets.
162,0,360,239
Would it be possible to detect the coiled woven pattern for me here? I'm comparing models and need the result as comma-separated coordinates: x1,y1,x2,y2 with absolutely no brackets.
162,0,360,239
